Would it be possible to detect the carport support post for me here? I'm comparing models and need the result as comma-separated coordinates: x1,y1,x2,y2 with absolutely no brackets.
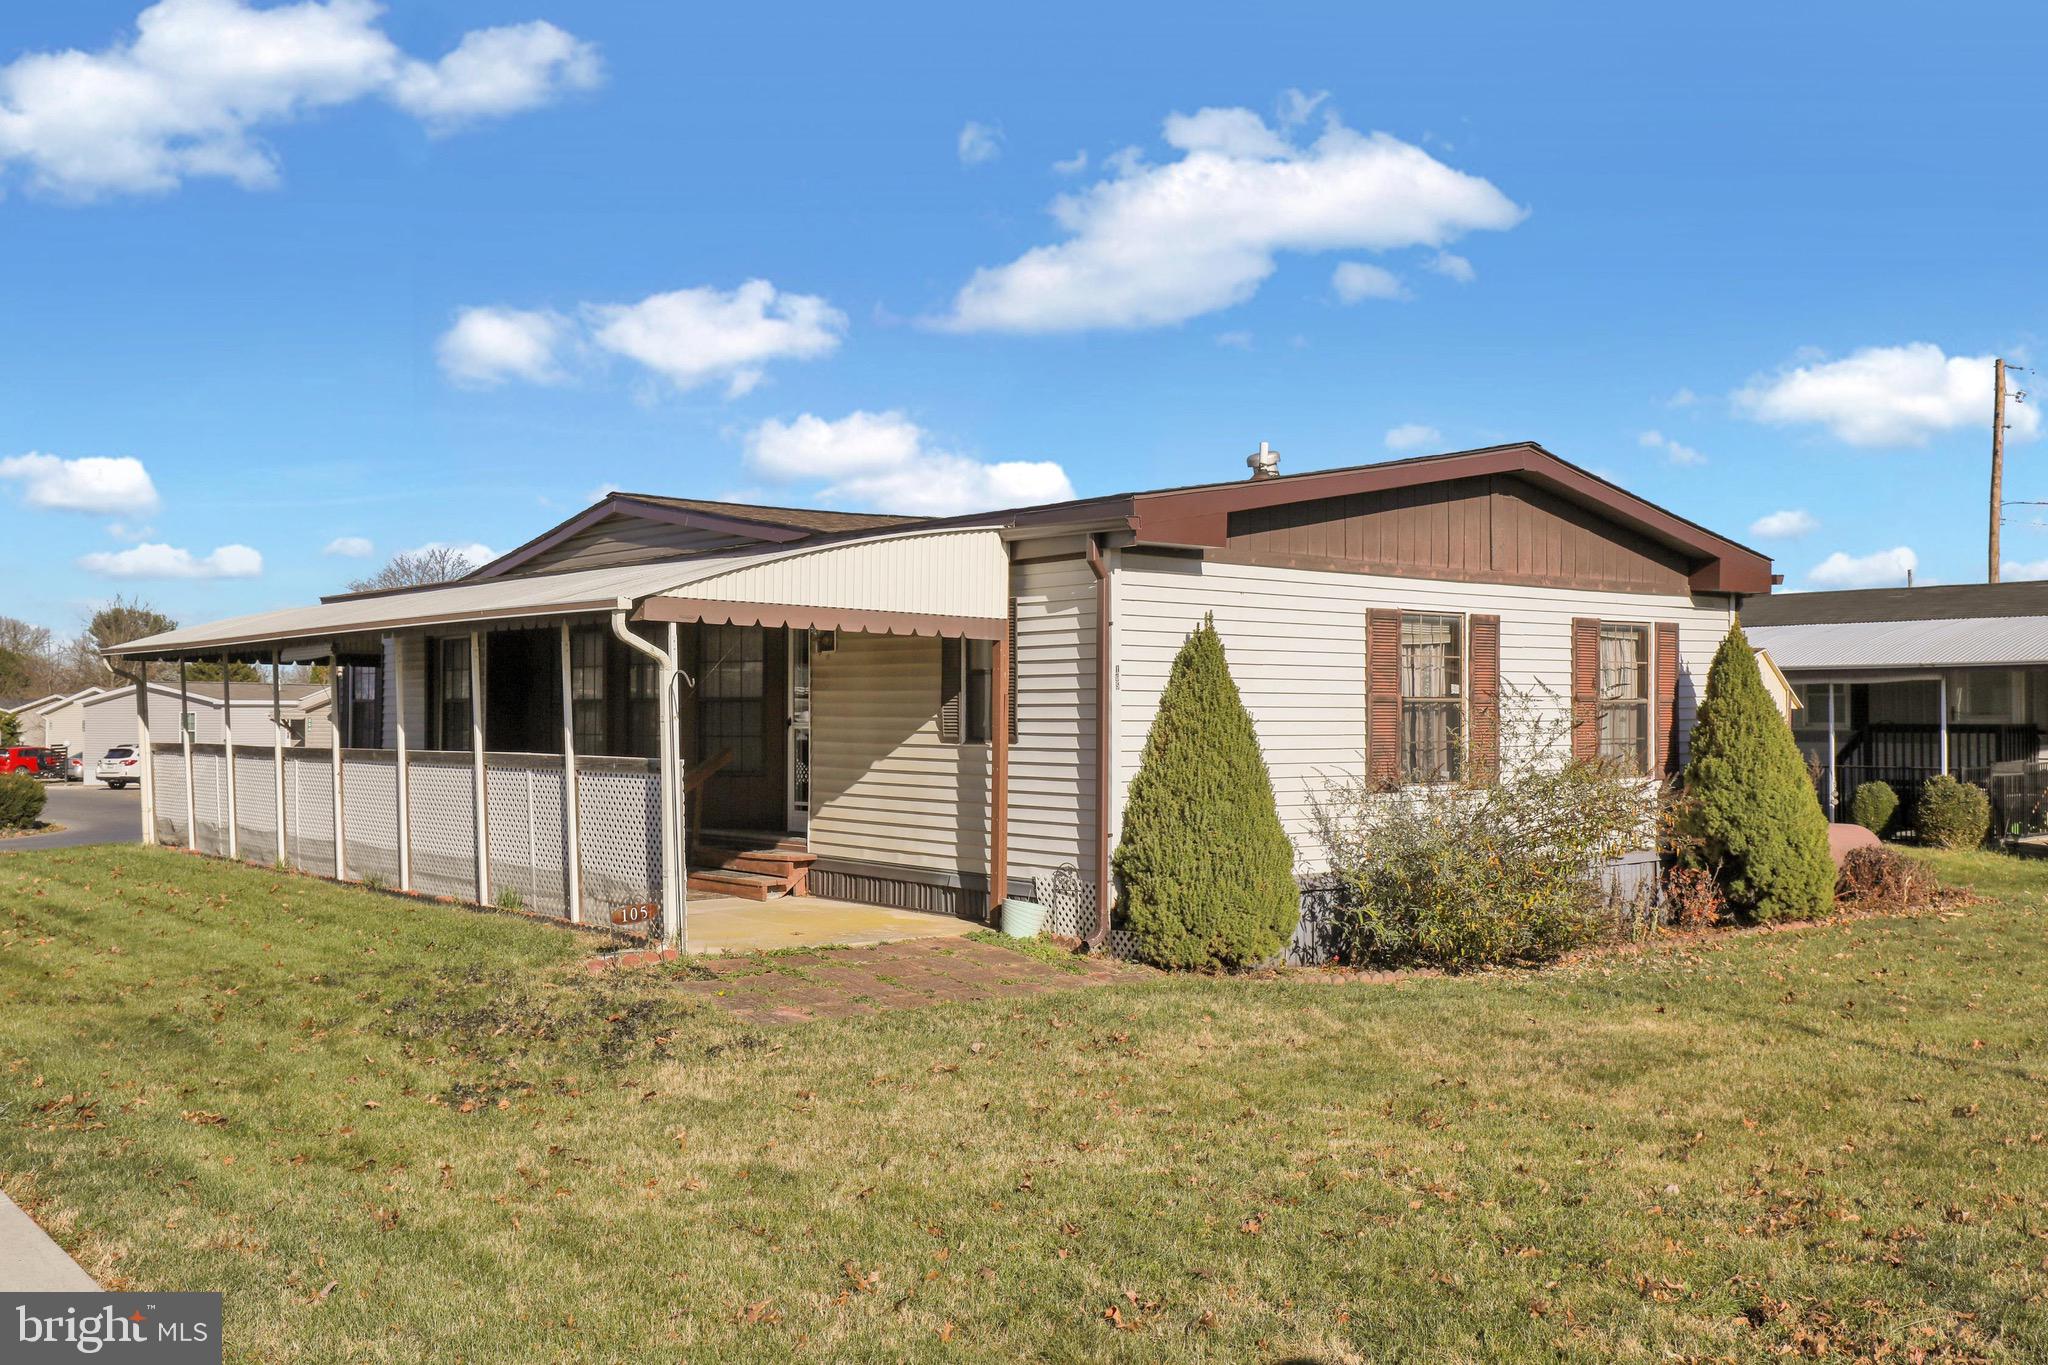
221,657,238,861
329,652,345,880
470,630,490,905
272,651,285,861
989,628,1010,924
179,662,195,850
394,638,411,893
559,620,581,923
134,668,155,847
1825,684,1838,820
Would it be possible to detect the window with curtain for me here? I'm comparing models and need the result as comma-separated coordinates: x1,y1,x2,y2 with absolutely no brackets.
569,627,607,755
1400,613,1463,781
435,638,471,751
698,624,764,773
1597,623,1651,772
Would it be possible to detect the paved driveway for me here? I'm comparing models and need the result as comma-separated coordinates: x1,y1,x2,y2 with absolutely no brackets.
0,782,142,852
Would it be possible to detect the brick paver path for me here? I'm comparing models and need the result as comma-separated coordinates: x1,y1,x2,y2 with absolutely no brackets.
671,937,1134,1024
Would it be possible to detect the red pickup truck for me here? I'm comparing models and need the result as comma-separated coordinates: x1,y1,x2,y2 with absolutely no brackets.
0,747,59,778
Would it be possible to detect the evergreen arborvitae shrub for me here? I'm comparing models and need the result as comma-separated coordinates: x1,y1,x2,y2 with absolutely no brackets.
1679,623,1836,920
0,772,46,831
1848,780,1900,838
1113,615,1299,970
1915,774,1990,849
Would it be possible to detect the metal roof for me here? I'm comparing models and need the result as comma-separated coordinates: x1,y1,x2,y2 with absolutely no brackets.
1743,580,2048,626
1747,617,2048,670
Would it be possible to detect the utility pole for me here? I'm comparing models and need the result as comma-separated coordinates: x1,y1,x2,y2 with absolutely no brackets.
1990,356,2007,583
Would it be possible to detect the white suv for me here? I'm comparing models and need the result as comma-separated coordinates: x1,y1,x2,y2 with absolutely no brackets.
96,745,141,789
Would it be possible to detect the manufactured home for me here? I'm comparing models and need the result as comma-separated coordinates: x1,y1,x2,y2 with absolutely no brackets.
100,442,1776,952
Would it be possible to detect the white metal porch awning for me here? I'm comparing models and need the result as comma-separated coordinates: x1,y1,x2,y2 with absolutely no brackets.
103,527,1011,661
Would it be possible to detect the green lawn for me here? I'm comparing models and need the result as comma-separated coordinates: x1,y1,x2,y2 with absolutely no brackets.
2,846,2045,1362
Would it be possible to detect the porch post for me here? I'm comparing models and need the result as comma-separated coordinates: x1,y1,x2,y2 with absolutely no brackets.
330,652,345,880
559,620,582,923
179,662,195,850
1825,683,1838,820
1938,675,1950,776
666,620,689,951
394,637,411,893
989,628,1010,923
471,630,490,904
272,651,285,860
221,657,238,861
135,670,155,847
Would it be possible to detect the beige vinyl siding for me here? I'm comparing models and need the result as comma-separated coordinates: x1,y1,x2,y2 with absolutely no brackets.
1008,556,1098,888
514,513,754,574
1111,551,1736,869
809,632,990,875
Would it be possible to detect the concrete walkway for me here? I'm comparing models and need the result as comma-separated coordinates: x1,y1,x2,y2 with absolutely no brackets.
0,1190,97,1290
687,892,978,954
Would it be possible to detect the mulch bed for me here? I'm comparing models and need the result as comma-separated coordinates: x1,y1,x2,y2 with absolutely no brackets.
669,937,1134,1024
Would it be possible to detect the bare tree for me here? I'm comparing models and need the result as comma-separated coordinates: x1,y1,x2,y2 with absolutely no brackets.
347,546,478,593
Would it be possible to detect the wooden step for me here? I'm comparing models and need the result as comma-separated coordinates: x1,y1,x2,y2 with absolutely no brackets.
692,845,814,873
697,828,808,854
687,867,783,902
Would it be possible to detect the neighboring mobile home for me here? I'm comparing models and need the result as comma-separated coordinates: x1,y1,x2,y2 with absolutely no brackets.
100,442,1776,951
1746,581,2048,823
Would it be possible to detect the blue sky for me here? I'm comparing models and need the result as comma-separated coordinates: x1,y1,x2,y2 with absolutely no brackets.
2,1,2045,635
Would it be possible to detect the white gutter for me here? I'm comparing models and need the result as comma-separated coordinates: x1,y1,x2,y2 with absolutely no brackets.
610,602,686,952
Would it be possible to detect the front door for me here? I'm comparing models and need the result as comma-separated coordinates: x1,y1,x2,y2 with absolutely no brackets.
694,624,787,832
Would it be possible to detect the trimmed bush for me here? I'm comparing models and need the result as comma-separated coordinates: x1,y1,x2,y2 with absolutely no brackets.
1114,615,1299,970
1678,623,1836,920
0,771,46,831
1915,774,1990,849
1848,780,1899,838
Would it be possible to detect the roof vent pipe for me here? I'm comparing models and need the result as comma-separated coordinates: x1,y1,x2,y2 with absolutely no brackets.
1246,441,1280,480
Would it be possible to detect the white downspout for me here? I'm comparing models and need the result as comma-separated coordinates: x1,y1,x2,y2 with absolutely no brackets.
611,603,685,952
560,620,582,923
394,637,411,893
221,657,238,861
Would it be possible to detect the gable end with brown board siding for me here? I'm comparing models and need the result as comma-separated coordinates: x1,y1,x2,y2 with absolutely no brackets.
1214,473,1698,596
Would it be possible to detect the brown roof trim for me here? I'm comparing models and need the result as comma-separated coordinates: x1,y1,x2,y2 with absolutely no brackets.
1083,443,1773,595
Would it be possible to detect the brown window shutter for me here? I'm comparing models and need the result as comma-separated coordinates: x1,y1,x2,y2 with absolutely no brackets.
1654,621,1680,775
1570,617,1600,762
1469,614,1500,780
1366,608,1402,786
939,637,963,745
1007,597,1019,745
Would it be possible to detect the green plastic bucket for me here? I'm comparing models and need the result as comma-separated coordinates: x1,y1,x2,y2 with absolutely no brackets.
1000,898,1047,939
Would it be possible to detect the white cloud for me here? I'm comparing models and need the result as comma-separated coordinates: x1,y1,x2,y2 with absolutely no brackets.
1214,330,1253,349
1384,423,1442,453
387,20,600,131
957,120,1002,166
2001,558,2048,581
79,541,261,579
1052,149,1088,175
1666,386,1699,408
743,410,1075,516
1426,250,1475,283
1275,88,1328,127
436,307,568,387
1748,509,1818,539
0,452,159,514
587,280,845,397
323,535,373,557
1638,429,1706,467
1809,545,1917,588
0,0,601,199
939,102,1525,332
1734,343,2038,448
1331,261,1407,303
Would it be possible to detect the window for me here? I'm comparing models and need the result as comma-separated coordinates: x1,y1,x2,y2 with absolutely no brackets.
941,637,994,745
344,663,381,749
1791,681,1852,737
1596,623,1651,772
698,624,764,773
1400,613,1463,781
569,627,607,755
1952,670,2020,722
435,638,471,751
